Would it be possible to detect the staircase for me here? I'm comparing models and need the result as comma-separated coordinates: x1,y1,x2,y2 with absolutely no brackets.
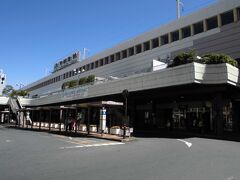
8,98,22,124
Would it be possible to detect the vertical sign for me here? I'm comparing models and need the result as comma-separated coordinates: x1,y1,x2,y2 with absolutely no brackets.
99,107,106,133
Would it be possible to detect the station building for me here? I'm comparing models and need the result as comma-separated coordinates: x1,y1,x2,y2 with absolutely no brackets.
2,0,240,137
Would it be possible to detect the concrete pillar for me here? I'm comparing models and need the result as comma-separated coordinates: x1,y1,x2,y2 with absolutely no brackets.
168,33,172,43
203,19,207,32
179,29,183,40
233,8,238,22
213,94,224,136
87,107,91,135
39,110,42,130
150,39,153,50
31,110,34,129
191,24,194,36
59,108,63,132
217,14,222,27
49,110,51,131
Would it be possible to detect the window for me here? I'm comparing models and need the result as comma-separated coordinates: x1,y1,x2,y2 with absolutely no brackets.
66,72,69,78
69,71,72,77
100,59,104,66
193,21,204,35
110,55,115,63
122,50,127,59
161,34,169,45
237,8,240,20
143,41,150,51
128,47,134,56
116,52,121,60
95,61,99,68
136,44,142,54
171,30,179,42
221,10,234,26
86,64,89,71
105,57,109,64
152,38,159,49
91,62,94,69
206,16,218,30
182,26,191,39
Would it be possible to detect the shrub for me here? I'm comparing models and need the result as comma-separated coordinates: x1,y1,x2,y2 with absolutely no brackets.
78,77,87,85
86,75,95,83
169,50,238,68
169,49,197,67
200,54,238,67
68,80,78,88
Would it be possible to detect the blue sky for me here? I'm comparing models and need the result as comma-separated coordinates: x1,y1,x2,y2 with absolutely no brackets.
0,0,217,88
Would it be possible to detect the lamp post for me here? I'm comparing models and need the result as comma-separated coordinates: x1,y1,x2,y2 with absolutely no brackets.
122,89,129,139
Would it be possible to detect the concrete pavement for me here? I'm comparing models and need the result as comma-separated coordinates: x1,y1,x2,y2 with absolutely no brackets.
1,127,240,180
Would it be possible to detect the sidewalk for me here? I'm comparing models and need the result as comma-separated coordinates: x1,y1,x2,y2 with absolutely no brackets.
6,124,134,142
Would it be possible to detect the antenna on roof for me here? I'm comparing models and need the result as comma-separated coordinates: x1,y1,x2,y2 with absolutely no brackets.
82,48,90,60
176,0,184,19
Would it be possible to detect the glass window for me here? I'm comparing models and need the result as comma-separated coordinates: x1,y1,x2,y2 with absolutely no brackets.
171,30,179,42
91,62,94,69
122,50,127,59
152,38,159,49
161,34,169,45
136,44,142,54
221,10,234,26
116,52,121,60
182,26,191,39
143,41,150,51
206,16,218,30
128,47,134,56
105,57,109,64
100,59,104,66
110,55,115,63
86,64,90,71
193,21,204,35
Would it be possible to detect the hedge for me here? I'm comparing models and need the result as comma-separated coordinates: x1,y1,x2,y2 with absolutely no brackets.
169,50,238,68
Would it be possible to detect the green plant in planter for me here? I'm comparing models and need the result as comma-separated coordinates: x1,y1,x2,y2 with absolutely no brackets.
69,80,78,88
78,77,87,85
86,75,95,83
169,49,197,67
200,54,238,67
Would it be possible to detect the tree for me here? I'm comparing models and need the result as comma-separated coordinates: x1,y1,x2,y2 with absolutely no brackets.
2,85,14,97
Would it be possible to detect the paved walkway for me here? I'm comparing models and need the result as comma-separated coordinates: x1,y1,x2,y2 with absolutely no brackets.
6,124,133,142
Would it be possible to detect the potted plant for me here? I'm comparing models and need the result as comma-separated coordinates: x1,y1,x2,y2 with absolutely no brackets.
90,124,97,132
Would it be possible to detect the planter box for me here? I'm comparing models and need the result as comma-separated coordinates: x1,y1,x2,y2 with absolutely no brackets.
120,129,131,137
41,123,45,127
45,123,49,128
60,124,64,129
110,128,121,135
80,124,87,132
50,123,55,128
33,122,37,126
36,122,40,126
90,125,97,132
54,124,59,129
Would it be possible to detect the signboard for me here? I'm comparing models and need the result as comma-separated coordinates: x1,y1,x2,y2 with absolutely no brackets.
61,86,88,100
99,108,107,133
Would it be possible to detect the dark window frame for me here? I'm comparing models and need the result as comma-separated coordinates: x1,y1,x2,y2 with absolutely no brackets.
152,38,159,49
181,26,191,39
136,44,142,54
128,47,134,56
171,30,179,42
143,41,150,51
161,34,169,45
221,10,234,26
193,21,204,35
206,16,218,30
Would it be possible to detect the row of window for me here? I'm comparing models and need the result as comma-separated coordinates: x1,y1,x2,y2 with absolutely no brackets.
28,7,240,92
